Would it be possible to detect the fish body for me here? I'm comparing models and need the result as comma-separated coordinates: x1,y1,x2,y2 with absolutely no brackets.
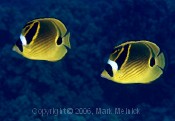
13,18,70,62
101,40,166,84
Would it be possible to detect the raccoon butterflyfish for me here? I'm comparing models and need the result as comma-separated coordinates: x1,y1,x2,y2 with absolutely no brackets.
13,18,70,62
101,40,166,84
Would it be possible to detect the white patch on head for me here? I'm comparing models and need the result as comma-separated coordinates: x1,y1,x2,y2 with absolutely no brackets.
20,34,27,46
107,59,118,71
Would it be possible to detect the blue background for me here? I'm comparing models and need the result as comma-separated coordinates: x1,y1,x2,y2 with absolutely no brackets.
0,0,175,120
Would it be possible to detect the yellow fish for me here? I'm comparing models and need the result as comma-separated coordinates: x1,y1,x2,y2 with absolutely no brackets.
13,18,70,62
101,40,166,84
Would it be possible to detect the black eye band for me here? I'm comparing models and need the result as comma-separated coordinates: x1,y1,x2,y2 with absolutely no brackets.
15,39,23,52
105,64,113,77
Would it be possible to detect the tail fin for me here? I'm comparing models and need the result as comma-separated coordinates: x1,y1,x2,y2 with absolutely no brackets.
62,32,71,49
156,52,165,69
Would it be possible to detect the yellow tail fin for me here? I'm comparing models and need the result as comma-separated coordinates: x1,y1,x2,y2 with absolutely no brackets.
156,52,165,69
63,32,71,49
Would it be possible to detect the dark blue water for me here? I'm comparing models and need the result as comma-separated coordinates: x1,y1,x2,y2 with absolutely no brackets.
0,0,175,120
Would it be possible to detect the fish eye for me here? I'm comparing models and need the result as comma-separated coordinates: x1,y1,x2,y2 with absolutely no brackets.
24,26,30,33
110,46,123,61
111,46,122,54
150,57,155,67
23,21,34,29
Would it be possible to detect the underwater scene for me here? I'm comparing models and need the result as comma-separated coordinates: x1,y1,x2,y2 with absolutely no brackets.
0,0,175,120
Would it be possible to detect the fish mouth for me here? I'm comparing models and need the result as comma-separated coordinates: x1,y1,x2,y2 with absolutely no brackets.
12,46,17,51
12,45,21,54
101,73,112,81
100,73,105,78
100,70,109,79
